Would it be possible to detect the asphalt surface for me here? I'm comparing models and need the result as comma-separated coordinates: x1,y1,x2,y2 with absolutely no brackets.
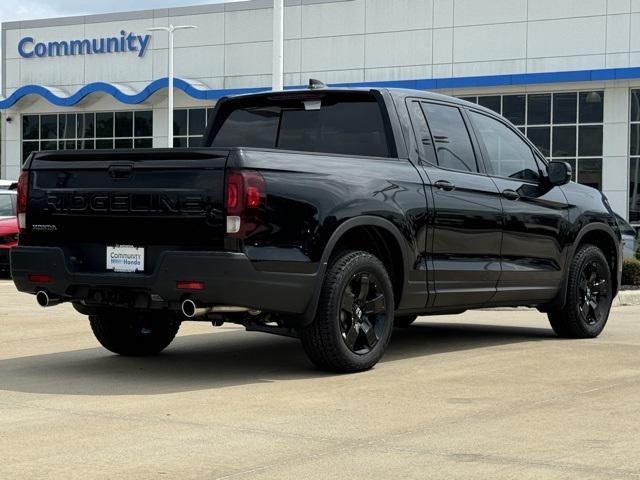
1,278,639,479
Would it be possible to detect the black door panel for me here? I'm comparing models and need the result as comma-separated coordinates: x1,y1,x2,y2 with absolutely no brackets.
467,109,570,305
426,168,503,307
407,99,503,309
491,179,570,303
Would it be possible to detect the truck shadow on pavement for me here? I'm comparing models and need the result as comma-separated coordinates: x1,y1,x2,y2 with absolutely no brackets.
0,322,554,396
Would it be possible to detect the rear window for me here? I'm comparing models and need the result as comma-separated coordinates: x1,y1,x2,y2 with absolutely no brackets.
0,195,15,217
210,93,392,158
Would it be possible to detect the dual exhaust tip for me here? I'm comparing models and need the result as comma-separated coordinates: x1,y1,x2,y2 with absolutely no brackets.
35,291,252,318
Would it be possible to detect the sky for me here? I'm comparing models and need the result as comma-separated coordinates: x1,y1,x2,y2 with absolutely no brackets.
0,0,243,22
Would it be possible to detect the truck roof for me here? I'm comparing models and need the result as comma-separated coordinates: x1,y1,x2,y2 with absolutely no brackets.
223,86,493,115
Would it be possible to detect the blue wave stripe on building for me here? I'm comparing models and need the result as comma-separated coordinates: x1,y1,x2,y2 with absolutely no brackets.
2,67,640,109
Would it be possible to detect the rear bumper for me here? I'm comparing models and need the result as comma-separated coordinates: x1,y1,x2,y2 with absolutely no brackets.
10,246,317,314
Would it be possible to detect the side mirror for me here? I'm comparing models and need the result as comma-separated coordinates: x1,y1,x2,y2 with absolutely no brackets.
547,161,572,186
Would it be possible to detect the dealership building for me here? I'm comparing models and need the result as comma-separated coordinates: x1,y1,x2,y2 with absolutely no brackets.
1,0,640,224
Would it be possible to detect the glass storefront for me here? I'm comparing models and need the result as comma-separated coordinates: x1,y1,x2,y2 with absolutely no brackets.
21,108,214,161
22,110,153,162
630,90,640,224
459,91,604,190
173,108,215,148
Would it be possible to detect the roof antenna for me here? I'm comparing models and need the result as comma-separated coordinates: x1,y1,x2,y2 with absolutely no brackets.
308,78,326,90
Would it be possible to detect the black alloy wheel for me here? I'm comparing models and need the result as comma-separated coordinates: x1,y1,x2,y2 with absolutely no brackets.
577,259,609,326
548,244,613,338
301,250,395,372
339,272,387,355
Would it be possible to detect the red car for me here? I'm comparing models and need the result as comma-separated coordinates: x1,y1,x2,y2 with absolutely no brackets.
0,191,18,274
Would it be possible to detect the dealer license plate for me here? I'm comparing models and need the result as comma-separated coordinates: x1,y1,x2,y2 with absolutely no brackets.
106,245,145,273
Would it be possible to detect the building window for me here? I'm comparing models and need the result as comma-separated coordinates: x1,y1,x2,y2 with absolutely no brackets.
629,90,640,224
21,110,153,162
173,108,214,147
459,91,604,191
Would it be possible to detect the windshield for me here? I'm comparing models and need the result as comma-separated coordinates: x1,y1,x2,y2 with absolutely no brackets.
0,195,16,217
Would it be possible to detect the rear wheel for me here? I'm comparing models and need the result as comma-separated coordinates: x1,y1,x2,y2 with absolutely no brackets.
89,310,180,356
548,244,613,338
301,250,394,373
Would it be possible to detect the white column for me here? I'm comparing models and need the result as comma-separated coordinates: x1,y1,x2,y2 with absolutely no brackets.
148,24,197,148
2,111,22,180
602,86,631,219
0,112,5,179
167,27,175,148
272,0,284,91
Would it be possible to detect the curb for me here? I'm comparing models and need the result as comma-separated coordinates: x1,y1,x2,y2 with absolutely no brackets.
615,289,640,307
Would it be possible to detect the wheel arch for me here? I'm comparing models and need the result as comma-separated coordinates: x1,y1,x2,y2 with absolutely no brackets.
574,223,621,295
543,222,621,312
301,216,411,326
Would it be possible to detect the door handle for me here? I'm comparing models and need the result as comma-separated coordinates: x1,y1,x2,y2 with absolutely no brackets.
434,180,455,191
502,189,520,200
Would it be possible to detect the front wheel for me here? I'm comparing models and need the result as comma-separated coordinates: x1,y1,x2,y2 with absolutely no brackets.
547,244,613,338
301,250,395,373
89,310,180,356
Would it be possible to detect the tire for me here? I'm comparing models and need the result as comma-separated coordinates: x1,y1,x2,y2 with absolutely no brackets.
548,244,613,339
301,250,395,373
89,310,180,356
394,315,418,328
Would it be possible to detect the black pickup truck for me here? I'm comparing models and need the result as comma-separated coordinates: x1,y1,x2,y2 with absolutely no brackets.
11,86,623,372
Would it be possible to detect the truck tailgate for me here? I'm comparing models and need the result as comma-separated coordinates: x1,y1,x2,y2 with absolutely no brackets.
22,148,229,273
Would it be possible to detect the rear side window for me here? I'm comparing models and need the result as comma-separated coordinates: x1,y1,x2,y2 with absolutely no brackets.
421,103,478,172
0,195,14,216
211,94,391,158
407,100,438,165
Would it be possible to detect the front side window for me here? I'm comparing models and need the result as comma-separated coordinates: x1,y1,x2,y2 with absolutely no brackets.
460,91,603,189
421,103,478,172
469,111,540,182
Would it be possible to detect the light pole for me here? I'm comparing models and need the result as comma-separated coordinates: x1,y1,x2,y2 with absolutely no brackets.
272,0,284,91
148,24,198,148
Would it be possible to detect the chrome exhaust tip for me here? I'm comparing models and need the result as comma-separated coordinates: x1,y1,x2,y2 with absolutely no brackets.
181,298,200,318
36,290,64,308
181,299,252,319
36,290,49,307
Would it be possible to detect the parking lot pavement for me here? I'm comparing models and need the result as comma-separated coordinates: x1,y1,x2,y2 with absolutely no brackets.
1,279,640,480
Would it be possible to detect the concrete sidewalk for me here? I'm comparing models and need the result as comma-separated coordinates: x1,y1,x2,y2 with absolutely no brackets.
615,288,640,306
1,280,639,479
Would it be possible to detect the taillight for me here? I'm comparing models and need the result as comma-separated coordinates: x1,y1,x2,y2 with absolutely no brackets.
225,170,266,238
28,274,50,284
176,281,205,291
17,171,29,232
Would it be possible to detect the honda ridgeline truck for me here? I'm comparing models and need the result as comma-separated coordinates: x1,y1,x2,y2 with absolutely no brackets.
11,86,623,372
